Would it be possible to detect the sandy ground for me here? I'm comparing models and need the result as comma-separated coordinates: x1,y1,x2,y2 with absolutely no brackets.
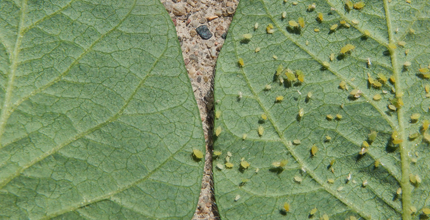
158,0,239,219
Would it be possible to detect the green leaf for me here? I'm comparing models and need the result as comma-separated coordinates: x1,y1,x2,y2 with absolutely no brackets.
0,0,204,219
214,0,430,219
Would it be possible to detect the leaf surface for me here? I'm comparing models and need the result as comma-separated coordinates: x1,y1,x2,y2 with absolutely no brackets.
213,0,430,219
0,0,204,219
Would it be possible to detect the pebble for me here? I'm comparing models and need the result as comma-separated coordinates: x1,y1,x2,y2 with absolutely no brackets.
199,18,206,24
190,54,199,62
196,25,213,40
221,32,227,39
190,29,197,37
226,7,235,15
190,20,199,28
215,10,222,16
172,3,187,16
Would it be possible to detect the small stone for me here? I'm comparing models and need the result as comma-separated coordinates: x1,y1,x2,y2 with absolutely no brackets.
226,7,235,15
190,29,197,37
163,1,173,12
196,25,212,40
190,54,199,62
199,18,206,24
221,32,227,39
172,3,187,16
216,25,224,36
215,10,222,16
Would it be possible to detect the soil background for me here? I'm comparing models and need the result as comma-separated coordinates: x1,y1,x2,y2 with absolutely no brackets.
158,0,239,219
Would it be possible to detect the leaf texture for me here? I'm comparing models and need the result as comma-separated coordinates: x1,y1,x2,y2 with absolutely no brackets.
213,0,430,219
0,0,204,219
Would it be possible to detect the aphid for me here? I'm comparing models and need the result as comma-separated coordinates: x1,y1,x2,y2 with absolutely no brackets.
326,114,333,120
325,136,331,141
305,40,309,46
346,173,352,181
298,17,305,28
409,28,415,34
292,1,298,5
340,20,346,25
362,141,370,148
299,108,304,117
317,12,323,22
398,41,406,47
240,160,250,169
216,163,223,170
388,43,397,49
410,174,417,184
350,216,357,220
419,68,429,73
344,23,351,28
359,147,368,155
397,187,402,195
425,84,430,93
337,186,344,192
215,126,222,136
266,24,274,34
242,133,247,140
294,176,302,183
314,28,320,32
367,131,377,143
367,58,371,67
416,174,422,184
406,0,411,3
311,144,318,156
255,47,261,53
261,113,267,120
405,49,410,55
375,160,380,167
254,22,259,30
307,3,316,11
264,84,271,91
322,214,329,220
409,132,419,140
350,89,362,98
340,103,344,109
367,73,374,84
258,125,264,136
330,159,335,166
273,55,278,60
307,92,312,99
351,19,359,25
238,91,243,100
238,58,244,67
330,53,335,61
339,81,348,90
276,64,283,76
362,180,368,187
410,206,417,214
225,162,234,168
255,168,259,173
213,150,222,156
243,33,252,40
372,81,382,88
323,61,330,68
423,120,430,131
353,2,365,9
227,151,232,157
293,139,301,145
296,70,304,82
340,44,355,54
193,149,204,159
215,110,221,119
330,24,338,31
289,20,299,28
345,0,353,10
392,130,403,144
423,207,430,215
279,77,284,84
234,194,241,202
276,96,284,102
310,208,317,215
411,113,421,121
364,30,370,36
284,202,290,212
377,73,387,83
272,159,288,168
282,11,286,19
327,178,335,184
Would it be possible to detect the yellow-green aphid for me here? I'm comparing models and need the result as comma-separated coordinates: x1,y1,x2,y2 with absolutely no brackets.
340,20,346,25
242,133,247,140
234,194,241,201
266,24,274,34
423,133,430,142
225,162,234,168
296,70,305,82
425,84,430,93
323,61,330,68
388,43,397,49
345,0,353,10
307,92,312,99
282,11,286,19
349,216,357,220
325,136,331,141
373,94,382,101
368,131,378,142
261,113,267,120
273,55,278,60
367,73,374,84
294,176,302,183
213,150,222,156
215,126,222,136
410,206,418,214
375,160,380,167
254,22,259,30
238,58,244,67
311,144,318,156
392,130,403,144
215,110,221,119
397,187,402,195
330,159,335,166
272,159,288,168
289,20,299,28
335,114,342,121
322,214,329,220
314,28,320,32
310,207,318,215
423,207,430,215
255,47,261,53
258,125,264,136
298,108,304,118
411,113,421,122
216,163,223,170
419,68,429,73
327,178,335,184
353,2,365,9
276,64,283,76
410,174,418,184
409,132,420,140
364,30,370,36
307,3,316,11
388,104,397,111
372,80,382,88
193,149,204,159
339,81,348,90
340,44,355,54
264,84,271,90
405,49,410,55
330,53,335,61
240,160,250,169
298,17,305,28
330,24,338,31
276,96,284,102
350,89,362,98
293,139,301,145
285,69,296,81
292,1,298,5
317,12,323,22
242,33,252,40
398,41,406,47
362,141,370,148
423,120,430,132
326,114,333,120
378,73,388,84
283,202,290,212
410,28,416,34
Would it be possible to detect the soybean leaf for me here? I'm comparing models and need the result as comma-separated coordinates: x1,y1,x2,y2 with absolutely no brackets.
0,0,204,219
213,0,430,219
